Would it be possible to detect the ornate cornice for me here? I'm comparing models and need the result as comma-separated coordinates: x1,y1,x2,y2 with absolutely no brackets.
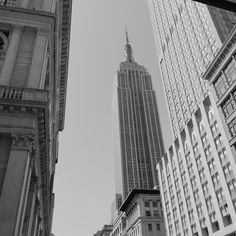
37,27,50,37
203,27,236,83
12,24,24,32
58,0,72,131
11,132,34,151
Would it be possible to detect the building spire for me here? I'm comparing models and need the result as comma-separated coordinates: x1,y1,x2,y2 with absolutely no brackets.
125,25,129,44
124,26,135,63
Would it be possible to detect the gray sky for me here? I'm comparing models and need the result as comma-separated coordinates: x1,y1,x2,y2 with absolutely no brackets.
52,0,172,235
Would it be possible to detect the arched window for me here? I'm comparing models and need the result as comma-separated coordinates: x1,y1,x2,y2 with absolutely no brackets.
0,31,8,52
191,131,196,143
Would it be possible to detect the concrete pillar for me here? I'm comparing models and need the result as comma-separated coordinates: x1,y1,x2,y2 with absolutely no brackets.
22,176,37,236
42,0,54,12
19,0,31,8
0,25,23,86
0,133,34,236
28,28,49,89
0,133,12,194
31,201,40,236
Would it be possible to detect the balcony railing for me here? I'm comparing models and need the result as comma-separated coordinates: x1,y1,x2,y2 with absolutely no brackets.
0,0,16,6
0,86,48,103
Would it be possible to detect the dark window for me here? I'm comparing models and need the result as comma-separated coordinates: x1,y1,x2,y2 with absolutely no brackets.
153,201,158,208
224,59,236,86
156,224,161,231
148,224,152,232
144,201,150,208
229,118,236,138
222,96,236,118
214,73,229,98
146,211,151,216
153,210,158,217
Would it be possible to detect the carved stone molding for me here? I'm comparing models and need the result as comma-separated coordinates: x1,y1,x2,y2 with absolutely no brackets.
37,27,50,37
11,132,34,152
12,24,24,33
29,175,38,191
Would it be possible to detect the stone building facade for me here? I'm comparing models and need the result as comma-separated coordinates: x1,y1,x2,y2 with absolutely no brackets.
118,189,165,236
0,0,72,235
204,26,236,160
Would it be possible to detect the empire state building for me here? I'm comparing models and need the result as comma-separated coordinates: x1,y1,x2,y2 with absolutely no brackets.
113,32,164,199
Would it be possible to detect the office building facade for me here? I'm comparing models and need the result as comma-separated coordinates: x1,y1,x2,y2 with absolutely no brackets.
0,0,72,235
119,189,166,236
147,0,236,235
147,0,236,137
204,26,236,154
113,33,164,199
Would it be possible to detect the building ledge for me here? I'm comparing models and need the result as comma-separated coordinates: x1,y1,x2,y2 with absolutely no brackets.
203,26,236,83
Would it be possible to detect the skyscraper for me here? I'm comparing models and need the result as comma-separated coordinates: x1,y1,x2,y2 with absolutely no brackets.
147,0,236,236
147,0,236,137
113,31,164,199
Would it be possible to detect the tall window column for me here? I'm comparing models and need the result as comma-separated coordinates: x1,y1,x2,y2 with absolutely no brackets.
0,25,23,86
28,28,49,89
18,0,31,8
0,133,34,236
22,175,38,236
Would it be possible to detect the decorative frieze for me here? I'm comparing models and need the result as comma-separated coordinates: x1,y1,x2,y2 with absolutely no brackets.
11,132,34,152
12,24,24,33
37,27,49,37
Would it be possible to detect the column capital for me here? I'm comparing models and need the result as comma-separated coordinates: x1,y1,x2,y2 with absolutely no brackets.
37,27,50,37
12,24,24,33
11,132,34,152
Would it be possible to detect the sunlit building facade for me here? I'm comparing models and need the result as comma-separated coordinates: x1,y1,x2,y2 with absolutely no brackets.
204,26,236,158
113,33,164,199
0,0,72,235
147,0,236,137
147,0,236,235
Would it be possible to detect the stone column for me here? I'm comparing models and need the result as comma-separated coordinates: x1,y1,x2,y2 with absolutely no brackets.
28,28,49,89
22,175,37,236
0,133,34,236
30,200,40,236
42,0,54,12
0,25,23,86
19,0,31,8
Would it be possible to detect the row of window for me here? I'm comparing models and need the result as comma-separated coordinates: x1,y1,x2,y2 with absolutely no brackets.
214,58,236,98
147,223,161,232
144,200,159,208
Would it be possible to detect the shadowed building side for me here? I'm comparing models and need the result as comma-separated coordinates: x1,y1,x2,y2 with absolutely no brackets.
0,0,72,235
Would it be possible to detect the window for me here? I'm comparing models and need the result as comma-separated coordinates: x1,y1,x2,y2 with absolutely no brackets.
145,211,151,216
224,59,236,85
214,73,228,98
222,96,236,118
148,224,152,232
0,31,8,55
153,210,158,217
229,118,236,138
144,201,150,208
152,201,158,208
156,224,161,231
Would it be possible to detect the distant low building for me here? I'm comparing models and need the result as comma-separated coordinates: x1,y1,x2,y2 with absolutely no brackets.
117,189,166,236
94,225,113,236
111,194,123,225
